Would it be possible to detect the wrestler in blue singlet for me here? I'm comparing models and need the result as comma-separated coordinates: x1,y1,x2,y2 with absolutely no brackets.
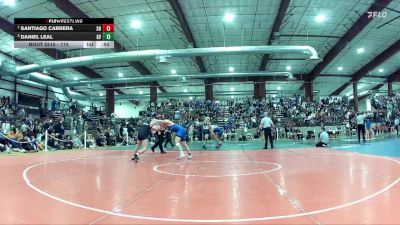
213,127,224,138
169,124,188,140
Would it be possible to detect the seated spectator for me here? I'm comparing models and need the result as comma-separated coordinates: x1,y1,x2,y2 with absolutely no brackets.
306,130,315,139
73,133,84,148
64,135,73,149
21,135,38,152
7,128,22,150
254,128,261,139
96,133,107,147
0,142,6,152
0,135,8,150
20,119,28,136
105,128,116,146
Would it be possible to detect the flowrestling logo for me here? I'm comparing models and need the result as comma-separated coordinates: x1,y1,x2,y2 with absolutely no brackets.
367,11,388,19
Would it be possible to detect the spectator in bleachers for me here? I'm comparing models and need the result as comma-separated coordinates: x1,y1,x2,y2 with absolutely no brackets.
39,98,47,118
96,133,107,147
51,98,59,111
73,132,84,148
64,135,73,149
2,93,400,154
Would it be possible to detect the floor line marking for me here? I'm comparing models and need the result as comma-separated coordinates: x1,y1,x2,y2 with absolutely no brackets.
89,160,181,225
22,152,400,223
153,161,282,177
242,150,323,225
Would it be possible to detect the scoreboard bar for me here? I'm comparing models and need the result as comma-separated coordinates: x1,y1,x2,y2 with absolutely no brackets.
14,18,114,49
14,41,114,49
15,32,106,41
15,24,109,32
14,18,114,24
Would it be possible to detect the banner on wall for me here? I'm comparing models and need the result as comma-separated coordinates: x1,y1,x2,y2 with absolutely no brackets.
18,93,41,107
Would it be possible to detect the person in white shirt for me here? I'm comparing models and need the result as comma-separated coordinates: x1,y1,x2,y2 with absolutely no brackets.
394,118,399,136
355,112,366,143
259,112,275,149
202,117,211,149
316,127,329,147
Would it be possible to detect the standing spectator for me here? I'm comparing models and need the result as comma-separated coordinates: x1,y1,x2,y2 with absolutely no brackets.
395,117,399,136
39,98,47,118
53,119,65,136
259,112,275,149
365,119,372,139
188,124,194,142
51,98,58,111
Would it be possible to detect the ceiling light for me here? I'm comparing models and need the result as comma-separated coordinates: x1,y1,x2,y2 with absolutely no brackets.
131,20,142,29
224,13,235,22
42,68,49,74
189,97,193,100
139,90,143,94
277,86,281,90
286,66,292,71
73,77,79,81
170,69,177,74
183,88,188,93
230,95,235,99
118,72,124,77
357,47,364,54
157,56,169,63
3,0,15,6
378,68,384,73
230,87,234,91
99,93,103,96
229,66,234,72
315,14,327,23
338,66,343,71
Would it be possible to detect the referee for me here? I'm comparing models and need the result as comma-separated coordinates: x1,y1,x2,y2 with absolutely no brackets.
259,112,275,149
356,112,366,143
151,114,166,154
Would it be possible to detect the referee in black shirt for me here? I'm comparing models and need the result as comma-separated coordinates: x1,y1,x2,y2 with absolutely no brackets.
259,112,275,149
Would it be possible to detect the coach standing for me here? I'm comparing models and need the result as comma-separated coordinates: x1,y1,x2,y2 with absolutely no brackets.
356,112,366,143
260,112,275,149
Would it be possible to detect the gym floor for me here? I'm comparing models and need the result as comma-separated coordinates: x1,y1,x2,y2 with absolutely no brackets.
1,138,399,224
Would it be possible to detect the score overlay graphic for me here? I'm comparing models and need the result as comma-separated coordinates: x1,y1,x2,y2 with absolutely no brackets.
14,18,114,49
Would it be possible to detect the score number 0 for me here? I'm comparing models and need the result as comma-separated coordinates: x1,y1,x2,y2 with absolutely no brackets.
103,24,114,32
